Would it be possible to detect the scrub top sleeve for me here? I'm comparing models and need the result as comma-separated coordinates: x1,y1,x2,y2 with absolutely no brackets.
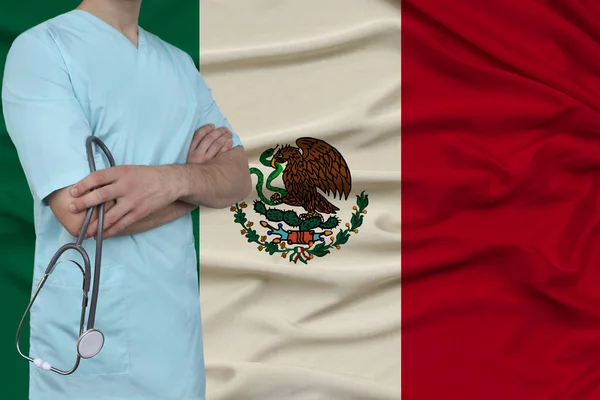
2,28,105,204
187,56,244,148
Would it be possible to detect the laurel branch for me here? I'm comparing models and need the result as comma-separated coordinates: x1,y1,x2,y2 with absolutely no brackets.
230,191,369,264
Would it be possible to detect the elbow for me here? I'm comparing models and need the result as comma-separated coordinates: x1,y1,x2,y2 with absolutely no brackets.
46,187,89,238
217,171,252,209
235,171,253,203
66,225,82,238
62,217,85,238
231,148,252,204
55,206,89,238
63,211,89,237
238,172,253,201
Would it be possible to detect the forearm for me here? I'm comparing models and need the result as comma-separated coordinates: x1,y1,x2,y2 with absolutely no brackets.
48,186,116,238
82,147,249,238
116,200,196,236
168,147,252,209
109,148,241,236
115,149,249,234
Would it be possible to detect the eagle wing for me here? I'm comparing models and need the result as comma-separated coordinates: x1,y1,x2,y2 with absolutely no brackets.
296,137,352,200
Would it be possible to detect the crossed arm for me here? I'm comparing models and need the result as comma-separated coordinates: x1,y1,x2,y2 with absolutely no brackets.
48,124,252,239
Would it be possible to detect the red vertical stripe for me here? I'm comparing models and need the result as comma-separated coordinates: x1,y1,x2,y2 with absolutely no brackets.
402,1,600,398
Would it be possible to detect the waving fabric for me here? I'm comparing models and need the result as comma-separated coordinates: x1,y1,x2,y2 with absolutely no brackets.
198,0,401,398
403,1,600,399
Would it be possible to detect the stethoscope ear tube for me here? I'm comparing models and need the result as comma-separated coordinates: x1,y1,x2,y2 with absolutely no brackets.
16,136,115,375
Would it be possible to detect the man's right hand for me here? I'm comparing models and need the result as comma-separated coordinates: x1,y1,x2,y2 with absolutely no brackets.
186,124,233,164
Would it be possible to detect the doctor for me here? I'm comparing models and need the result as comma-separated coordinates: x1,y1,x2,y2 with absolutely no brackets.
2,0,251,398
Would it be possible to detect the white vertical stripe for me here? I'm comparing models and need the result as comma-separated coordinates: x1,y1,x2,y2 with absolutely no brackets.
199,1,400,399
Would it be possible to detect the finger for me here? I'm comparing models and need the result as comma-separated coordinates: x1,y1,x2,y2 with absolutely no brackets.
89,200,134,235
70,183,120,213
85,220,97,239
190,124,215,152
205,134,229,159
196,127,229,155
85,217,102,239
102,211,140,238
83,200,117,239
70,167,121,197
220,138,233,154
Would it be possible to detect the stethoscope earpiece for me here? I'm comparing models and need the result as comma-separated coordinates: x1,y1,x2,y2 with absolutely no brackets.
33,358,52,371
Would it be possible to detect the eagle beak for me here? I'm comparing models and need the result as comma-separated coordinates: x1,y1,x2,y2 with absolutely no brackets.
271,158,277,168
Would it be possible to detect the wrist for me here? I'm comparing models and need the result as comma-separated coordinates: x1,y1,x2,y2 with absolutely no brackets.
160,164,194,201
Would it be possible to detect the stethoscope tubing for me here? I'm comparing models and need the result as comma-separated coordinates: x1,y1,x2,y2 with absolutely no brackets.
15,135,115,375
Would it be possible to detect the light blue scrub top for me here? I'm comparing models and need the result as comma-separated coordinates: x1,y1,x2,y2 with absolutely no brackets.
2,10,242,400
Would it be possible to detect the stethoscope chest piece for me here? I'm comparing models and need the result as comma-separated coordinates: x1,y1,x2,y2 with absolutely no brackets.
76,329,105,359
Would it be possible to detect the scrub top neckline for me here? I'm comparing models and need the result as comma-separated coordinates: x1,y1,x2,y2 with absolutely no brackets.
70,9,146,51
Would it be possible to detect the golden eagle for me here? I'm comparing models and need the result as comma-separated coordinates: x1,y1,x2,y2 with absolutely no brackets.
270,137,352,216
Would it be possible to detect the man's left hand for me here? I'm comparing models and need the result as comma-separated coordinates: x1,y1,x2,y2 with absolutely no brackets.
69,165,179,237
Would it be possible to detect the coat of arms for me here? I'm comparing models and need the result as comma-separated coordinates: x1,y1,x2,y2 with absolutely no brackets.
231,137,368,264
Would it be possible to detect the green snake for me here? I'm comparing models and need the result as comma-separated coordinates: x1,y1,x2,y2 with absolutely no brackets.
249,148,287,205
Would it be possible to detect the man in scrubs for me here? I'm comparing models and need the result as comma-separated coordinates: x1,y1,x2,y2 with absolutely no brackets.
1,0,252,398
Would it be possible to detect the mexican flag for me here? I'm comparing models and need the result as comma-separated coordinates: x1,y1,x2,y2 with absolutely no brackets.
403,1,600,399
2,0,402,399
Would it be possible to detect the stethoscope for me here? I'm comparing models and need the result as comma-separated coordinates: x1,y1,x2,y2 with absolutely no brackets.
16,136,115,375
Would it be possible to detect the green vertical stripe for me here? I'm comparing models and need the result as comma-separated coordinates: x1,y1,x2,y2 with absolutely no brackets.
0,2,199,397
